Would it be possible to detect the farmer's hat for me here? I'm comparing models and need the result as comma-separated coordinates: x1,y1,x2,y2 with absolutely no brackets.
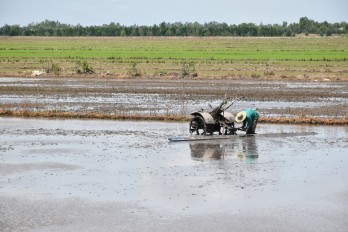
235,111,246,123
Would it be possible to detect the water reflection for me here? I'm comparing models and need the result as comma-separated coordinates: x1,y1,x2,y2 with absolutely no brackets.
190,143,225,160
190,136,258,161
233,137,259,161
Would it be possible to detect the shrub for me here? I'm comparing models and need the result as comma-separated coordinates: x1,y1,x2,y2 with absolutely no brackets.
127,62,143,77
45,62,61,75
181,60,197,77
76,60,94,74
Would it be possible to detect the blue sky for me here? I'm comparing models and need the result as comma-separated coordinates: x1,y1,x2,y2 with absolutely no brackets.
0,0,347,26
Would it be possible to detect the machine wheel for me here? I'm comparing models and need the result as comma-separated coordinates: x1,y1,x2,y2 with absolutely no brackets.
224,123,236,135
189,116,208,135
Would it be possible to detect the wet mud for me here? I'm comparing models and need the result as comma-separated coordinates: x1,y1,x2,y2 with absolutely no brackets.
0,77,347,119
1,118,347,231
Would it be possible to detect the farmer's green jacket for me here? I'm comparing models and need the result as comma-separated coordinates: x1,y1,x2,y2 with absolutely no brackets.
244,109,259,129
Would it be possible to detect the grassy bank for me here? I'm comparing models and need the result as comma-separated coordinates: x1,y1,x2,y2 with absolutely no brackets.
1,110,347,125
0,36,347,80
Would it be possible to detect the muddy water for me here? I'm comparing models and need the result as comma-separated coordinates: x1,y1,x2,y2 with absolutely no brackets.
1,77,348,118
0,118,348,232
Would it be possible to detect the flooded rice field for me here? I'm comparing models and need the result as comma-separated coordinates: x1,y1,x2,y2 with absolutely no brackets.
0,77,347,118
1,118,347,232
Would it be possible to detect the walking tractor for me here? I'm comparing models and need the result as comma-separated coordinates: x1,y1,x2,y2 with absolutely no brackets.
189,97,244,135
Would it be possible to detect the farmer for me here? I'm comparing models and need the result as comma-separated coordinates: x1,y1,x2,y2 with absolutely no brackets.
235,108,259,134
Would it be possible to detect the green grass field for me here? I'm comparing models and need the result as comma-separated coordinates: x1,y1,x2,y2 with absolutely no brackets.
0,36,347,80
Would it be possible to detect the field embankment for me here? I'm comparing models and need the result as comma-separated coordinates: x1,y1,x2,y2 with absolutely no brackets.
0,109,347,125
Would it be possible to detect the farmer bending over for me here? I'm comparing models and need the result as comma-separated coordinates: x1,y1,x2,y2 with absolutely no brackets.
235,109,259,134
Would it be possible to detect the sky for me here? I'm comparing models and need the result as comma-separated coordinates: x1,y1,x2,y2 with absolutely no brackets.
0,0,347,26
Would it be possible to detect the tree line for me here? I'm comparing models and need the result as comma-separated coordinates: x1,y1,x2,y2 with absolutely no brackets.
1,17,347,37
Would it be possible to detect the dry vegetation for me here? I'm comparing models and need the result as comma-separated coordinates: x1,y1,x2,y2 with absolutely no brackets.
1,110,347,125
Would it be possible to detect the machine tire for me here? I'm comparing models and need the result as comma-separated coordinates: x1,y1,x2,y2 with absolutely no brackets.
189,115,207,135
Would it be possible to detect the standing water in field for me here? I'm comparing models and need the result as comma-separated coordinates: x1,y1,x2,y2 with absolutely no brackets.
0,118,347,232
